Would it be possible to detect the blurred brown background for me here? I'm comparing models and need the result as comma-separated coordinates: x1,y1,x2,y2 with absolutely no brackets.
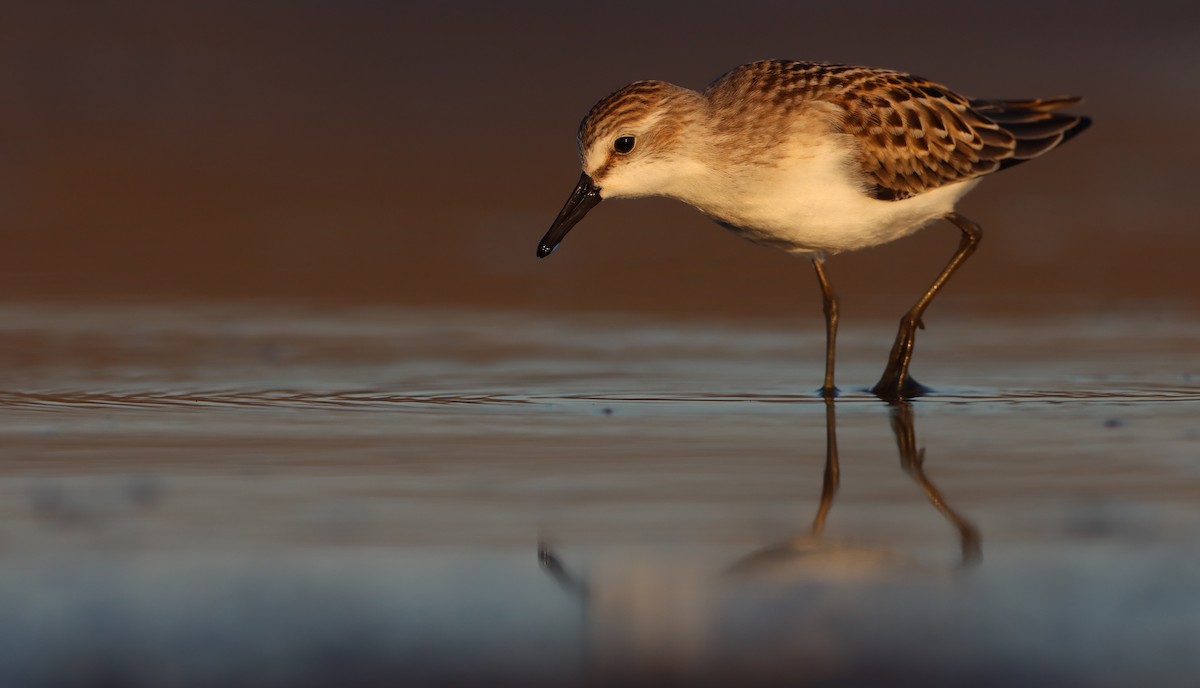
3,0,1197,319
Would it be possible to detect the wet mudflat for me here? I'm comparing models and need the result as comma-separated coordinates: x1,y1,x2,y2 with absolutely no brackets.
0,304,1197,687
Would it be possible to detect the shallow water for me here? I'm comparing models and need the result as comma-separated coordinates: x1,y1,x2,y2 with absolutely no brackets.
1,304,1198,687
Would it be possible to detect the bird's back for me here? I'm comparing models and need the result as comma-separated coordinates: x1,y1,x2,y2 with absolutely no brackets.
706,61,1091,202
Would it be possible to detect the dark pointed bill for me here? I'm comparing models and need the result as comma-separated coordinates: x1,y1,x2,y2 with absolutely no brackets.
536,173,602,258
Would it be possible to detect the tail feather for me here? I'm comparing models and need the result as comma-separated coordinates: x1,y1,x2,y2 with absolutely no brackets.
973,95,1083,113
970,96,1091,170
1000,116,1084,140
1013,134,1066,160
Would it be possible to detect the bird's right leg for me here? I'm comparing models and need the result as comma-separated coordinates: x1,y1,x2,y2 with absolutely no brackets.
872,213,982,401
812,258,840,398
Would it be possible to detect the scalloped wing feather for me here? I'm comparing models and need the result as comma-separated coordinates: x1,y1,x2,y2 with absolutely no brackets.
707,62,1090,201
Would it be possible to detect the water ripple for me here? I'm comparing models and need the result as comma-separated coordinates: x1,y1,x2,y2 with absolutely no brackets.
543,387,1200,404
0,390,534,411
0,387,1196,411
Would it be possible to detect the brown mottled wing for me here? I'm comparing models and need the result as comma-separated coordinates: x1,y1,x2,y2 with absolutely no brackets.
825,69,1021,200
706,61,1090,200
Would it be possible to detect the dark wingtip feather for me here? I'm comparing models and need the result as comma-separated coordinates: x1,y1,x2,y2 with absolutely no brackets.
983,98,1091,171
1061,115,1092,144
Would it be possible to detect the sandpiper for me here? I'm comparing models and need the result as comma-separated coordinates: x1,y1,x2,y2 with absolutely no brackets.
536,60,1090,400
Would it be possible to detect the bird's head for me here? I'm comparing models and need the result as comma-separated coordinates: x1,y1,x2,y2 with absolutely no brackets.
537,81,705,258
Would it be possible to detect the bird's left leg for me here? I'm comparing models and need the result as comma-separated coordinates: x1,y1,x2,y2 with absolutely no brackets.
812,257,840,398
872,213,982,401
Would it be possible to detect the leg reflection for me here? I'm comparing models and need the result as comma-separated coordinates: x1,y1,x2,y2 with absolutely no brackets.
538,540,588,598
539,398,983,584
889,401,983,566
731,396,983,574
810,395,839,538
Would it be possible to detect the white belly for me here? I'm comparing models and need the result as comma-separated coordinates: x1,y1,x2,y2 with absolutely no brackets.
679,136,981,256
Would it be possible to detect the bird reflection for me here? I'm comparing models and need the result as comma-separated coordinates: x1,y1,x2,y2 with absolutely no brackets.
537,397,983,683
728,398,981,578
539,396,981,588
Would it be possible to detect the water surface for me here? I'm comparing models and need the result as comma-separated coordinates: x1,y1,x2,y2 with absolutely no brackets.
0,304,1197,686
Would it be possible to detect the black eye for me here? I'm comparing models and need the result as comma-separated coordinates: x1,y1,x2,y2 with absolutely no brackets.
613,135,636,154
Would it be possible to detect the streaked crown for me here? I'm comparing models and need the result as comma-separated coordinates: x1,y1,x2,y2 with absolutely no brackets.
575,80,706,199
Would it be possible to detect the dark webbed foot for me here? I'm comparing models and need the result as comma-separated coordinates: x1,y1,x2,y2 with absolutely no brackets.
871,375,932,401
